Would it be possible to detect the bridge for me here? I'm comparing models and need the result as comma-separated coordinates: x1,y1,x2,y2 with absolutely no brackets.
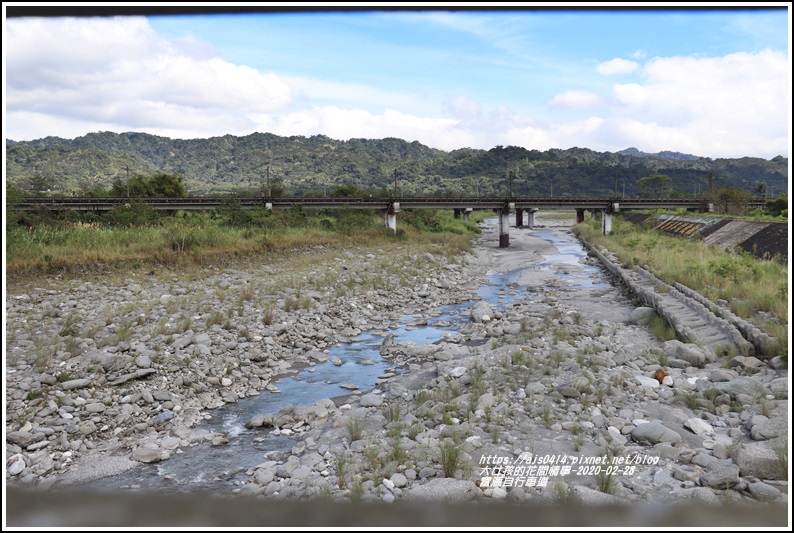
10,196,756,247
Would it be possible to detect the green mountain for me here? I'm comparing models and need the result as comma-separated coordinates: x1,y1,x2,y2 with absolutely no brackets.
5,131,788,198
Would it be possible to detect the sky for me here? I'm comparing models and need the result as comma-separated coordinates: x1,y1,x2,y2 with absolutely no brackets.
3,4,791,159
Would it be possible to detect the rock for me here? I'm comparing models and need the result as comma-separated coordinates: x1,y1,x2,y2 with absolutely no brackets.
7,454,27,476
629,307,656,326
680,487,721,505
700,464,740,489
6,431,44,448
712,377,770,399
634,375,660,389
60,378,92,391
631,423,682,445
684,418,714,437
708,369,738,382
390,472,408,488
747,481,781,502
469,302,493,323
733,441,787,480
573,486,626,505
403,478,482,503
663,340,706,367
132,448,164,463
359,394,383,407
750,419,787,441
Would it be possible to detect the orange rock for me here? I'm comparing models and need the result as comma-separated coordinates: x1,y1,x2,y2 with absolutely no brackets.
655,367,670,384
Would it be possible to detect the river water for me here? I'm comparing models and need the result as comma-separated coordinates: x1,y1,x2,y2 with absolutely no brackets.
65,225,610,495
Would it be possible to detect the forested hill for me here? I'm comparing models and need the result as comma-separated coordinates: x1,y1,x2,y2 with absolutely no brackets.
6,131,788,198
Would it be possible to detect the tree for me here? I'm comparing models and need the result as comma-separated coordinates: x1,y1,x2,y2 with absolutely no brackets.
715,186,753,215
636,174,673,198
754,182,768,199
148,172,187,197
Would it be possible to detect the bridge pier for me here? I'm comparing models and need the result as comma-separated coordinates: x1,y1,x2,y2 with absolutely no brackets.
453,208,462,220
576,208,585,224
515,209,523,228
463,208,472,222
496,203,514,248
526,209,536,229
601,210,612,235
385,202,400,234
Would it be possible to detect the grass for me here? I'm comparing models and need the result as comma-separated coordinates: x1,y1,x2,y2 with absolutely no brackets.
438,439,462,478
346,417,364,442
648,313,678,342
574,216,788,349
6,207,486,275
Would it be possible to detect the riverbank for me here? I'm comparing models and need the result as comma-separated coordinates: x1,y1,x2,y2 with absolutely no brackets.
5,213,789,526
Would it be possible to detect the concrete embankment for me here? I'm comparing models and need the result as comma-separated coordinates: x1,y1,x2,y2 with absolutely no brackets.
622,213,788,261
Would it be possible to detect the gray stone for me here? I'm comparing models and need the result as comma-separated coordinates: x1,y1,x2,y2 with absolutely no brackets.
573,486,626,505
469,302,493,323
132,447,164,463
733,442,787,480
712,377,770,399
634,375,660,389
747,481,781,502
7,454,27,476
60,378,92,391
700,464,740,489
631,423,682,445
629,307,656,326
663,340,706,367
684,418,714,436
360,394,384,407
390,472,408,488
681,487,721,505
403,478,482,503
6,431,44,448
709,369,738,382
750,419,787,441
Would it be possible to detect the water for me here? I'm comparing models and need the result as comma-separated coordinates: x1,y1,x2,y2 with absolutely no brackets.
67,226,610,494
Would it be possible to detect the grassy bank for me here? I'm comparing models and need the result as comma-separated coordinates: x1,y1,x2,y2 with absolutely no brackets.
6,206,488,275
574,216,788,351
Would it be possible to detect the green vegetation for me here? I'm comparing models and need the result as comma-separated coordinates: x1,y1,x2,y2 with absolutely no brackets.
6,201,487,274
575,216,788,351
6,131,787,197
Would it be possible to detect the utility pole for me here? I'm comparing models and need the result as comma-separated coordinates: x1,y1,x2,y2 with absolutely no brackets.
266,165,271,198
508,170,514,198
126,165,130,198
393,168,398,198
614,171,618,198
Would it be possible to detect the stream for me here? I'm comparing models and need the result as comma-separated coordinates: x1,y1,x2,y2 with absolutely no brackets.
63,226,611,495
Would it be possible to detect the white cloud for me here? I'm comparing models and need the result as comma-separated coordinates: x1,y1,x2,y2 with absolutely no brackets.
444,95,481,119
607,49,789,155
549,90,604,109
5,17,293,138
597,58,640,75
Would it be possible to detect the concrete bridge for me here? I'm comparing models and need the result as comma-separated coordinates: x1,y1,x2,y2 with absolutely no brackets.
11,196,749,247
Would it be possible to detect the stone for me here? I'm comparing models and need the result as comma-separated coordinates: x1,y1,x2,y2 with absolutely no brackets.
7,454,27,476
750,419,787,441
469,302,494,323
634,375,660,389
132,447,164,463
747,481,781,502
60,378,92,391
629,307,656,326
684,418,714,437
573,486,625,505
359,394,384,407
700,464,740,489
663,340,706,367
6,431,44,448
733,442,787,480
403,478,482,503
390,472,408,488
712,377,770,399
631,423,682,445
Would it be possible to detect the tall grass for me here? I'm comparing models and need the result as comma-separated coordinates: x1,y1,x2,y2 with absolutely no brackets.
575,216,788,348
7,207,485,274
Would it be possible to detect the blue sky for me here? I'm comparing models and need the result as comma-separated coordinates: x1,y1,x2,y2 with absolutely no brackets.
4,6,791,159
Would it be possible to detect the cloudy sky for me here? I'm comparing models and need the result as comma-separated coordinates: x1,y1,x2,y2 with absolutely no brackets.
4,6,791,159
